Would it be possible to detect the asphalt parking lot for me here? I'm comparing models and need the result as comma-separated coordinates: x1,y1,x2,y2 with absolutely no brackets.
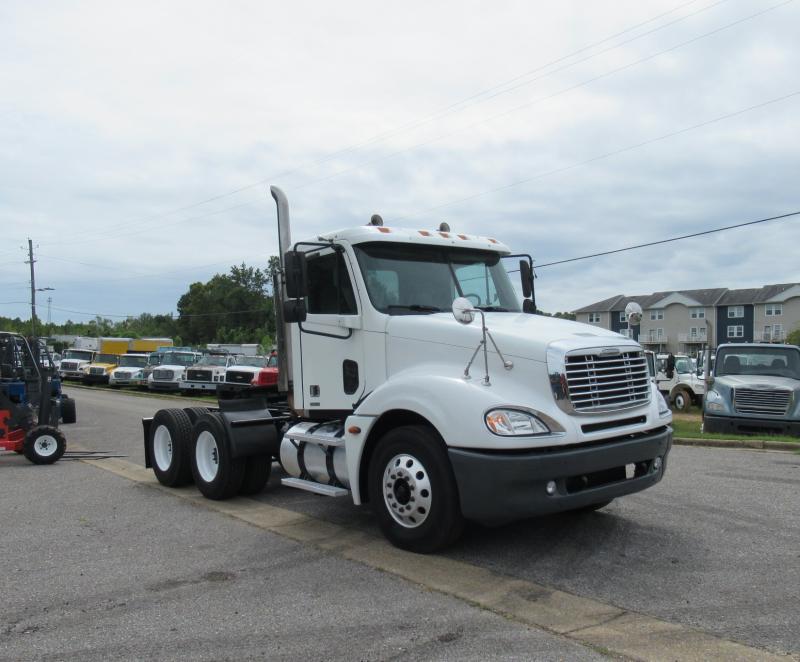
2,386,799,660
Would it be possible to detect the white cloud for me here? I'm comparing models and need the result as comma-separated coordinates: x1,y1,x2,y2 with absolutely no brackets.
0,0,798,322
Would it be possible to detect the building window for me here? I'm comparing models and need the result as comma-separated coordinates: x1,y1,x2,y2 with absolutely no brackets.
588,313,600,323
656,328,664,339
727,325,744,338
765,303,782,316
619,311,627,322
619,328,631,338
689,307,705,319
727,306,744,318
649,310,664,321
774,324,784,339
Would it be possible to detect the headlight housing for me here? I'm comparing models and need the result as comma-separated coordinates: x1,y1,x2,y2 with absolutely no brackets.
705,389,725,412
657,391,671,417
485,409,550,436
705,390,722,403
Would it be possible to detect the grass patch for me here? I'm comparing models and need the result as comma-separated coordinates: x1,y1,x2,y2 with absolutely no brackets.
671,417,800,444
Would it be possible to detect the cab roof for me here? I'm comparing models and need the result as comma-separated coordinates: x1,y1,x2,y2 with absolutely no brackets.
316,225,511,254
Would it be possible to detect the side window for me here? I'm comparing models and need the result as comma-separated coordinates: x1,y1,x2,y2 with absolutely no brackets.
306,251,357,315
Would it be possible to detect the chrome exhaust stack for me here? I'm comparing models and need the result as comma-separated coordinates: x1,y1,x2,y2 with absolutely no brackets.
270,186,293,396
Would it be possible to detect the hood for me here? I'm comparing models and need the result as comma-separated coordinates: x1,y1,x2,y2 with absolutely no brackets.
386,312,633,362
714,375,800,391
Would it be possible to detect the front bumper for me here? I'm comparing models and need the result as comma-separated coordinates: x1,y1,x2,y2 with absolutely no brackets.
149,382,181,391
448,426,672,525
180,381,217,392
82,374,109,384
704,414,800,436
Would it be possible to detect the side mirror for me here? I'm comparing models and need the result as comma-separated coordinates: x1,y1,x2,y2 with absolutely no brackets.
284,251,308,299
625,301,643,326
519,260,533,299
283,298,307,323
522,298,536,314
452,297,475,325
666,354,675,379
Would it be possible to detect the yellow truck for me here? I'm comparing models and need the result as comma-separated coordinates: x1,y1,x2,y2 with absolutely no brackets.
81,338,130,384
129,338,173,353
81,338,174,385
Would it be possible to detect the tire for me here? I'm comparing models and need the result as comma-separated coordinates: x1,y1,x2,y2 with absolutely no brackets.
368,425,464,553
672,389,691,412
239,455,272,495
61,396,77,424
23,426,66,465
183,407,210,424
190,412,246,500
148,408,193,487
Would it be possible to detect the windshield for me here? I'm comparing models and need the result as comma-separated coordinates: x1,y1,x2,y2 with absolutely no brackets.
236,356,268,368
354,242,521,314
119,355,148,368
95,353,119,364
716,347,800,379
197,356,229,367
64,349,94,361
161,352,197,366
147,353,162,366
674,357,693,374
268,354,278,368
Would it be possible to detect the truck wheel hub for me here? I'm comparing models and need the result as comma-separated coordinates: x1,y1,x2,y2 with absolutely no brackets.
383,453,433,529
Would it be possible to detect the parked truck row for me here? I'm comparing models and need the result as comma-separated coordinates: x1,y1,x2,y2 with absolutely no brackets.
141,187,674,553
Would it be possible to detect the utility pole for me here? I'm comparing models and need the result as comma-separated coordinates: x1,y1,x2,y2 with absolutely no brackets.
47,296,52,324
26,238,36,338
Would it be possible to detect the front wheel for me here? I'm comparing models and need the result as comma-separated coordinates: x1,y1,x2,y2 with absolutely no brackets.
368,425,464,553
672,389,691,412
23,426,66,465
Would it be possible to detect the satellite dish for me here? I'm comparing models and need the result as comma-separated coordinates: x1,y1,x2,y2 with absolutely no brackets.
625,301,643,326
452,297,475,325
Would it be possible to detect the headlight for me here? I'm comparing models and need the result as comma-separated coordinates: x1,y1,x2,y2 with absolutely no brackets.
657,391,671,417
485,409,550,436
706,390,722,403
705,389,725,412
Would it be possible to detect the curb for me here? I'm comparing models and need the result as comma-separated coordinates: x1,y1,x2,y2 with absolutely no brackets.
674,437,800,451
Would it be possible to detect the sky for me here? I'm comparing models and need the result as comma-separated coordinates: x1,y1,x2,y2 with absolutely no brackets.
1,0,798,324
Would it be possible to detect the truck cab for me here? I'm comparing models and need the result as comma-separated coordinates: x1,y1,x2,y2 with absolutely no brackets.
655,353,706,411
58,348,96,380
109,354,150,387
703,343,800,435
148,350,201,391
180,352,240,394
143,187,673,552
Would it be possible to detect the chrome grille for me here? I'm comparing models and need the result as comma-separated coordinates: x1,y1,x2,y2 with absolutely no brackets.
186,369,212,382
89,367,105,376
61,361,79,371
153,369,174,380
733,388,791,416
564,350,650,412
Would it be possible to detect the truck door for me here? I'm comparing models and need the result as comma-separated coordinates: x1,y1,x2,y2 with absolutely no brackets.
298,247,365,414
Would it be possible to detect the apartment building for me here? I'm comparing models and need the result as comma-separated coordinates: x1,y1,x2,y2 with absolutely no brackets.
574,283,800,355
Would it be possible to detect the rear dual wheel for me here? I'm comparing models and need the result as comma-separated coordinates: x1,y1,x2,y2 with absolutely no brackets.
148,409,193,487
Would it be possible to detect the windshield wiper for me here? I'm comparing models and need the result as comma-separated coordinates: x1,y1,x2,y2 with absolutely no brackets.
475,306,510,312
386,304,443,314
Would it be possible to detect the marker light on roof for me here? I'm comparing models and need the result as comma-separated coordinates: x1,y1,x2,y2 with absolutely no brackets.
439,232,450,238
458,234,468,240
377,227,391,233
488,238,498,244
418,230,431,236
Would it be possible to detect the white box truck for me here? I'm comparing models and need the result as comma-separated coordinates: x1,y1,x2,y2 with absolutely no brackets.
143,187,673,552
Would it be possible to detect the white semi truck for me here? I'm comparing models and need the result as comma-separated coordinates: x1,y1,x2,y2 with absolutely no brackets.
143,187,673,552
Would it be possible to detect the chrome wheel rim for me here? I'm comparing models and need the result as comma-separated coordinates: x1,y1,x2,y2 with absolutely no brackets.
196,430,220,483
34,434,59,457
153,425,173,471
383,453,432,529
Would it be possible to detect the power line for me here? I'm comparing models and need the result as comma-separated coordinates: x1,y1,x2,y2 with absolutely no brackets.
534,210,800,269
394,89,800,221
38,0,726,246
296,0,792,194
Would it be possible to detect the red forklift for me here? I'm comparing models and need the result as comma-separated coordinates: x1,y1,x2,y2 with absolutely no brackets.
0,332,75,464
